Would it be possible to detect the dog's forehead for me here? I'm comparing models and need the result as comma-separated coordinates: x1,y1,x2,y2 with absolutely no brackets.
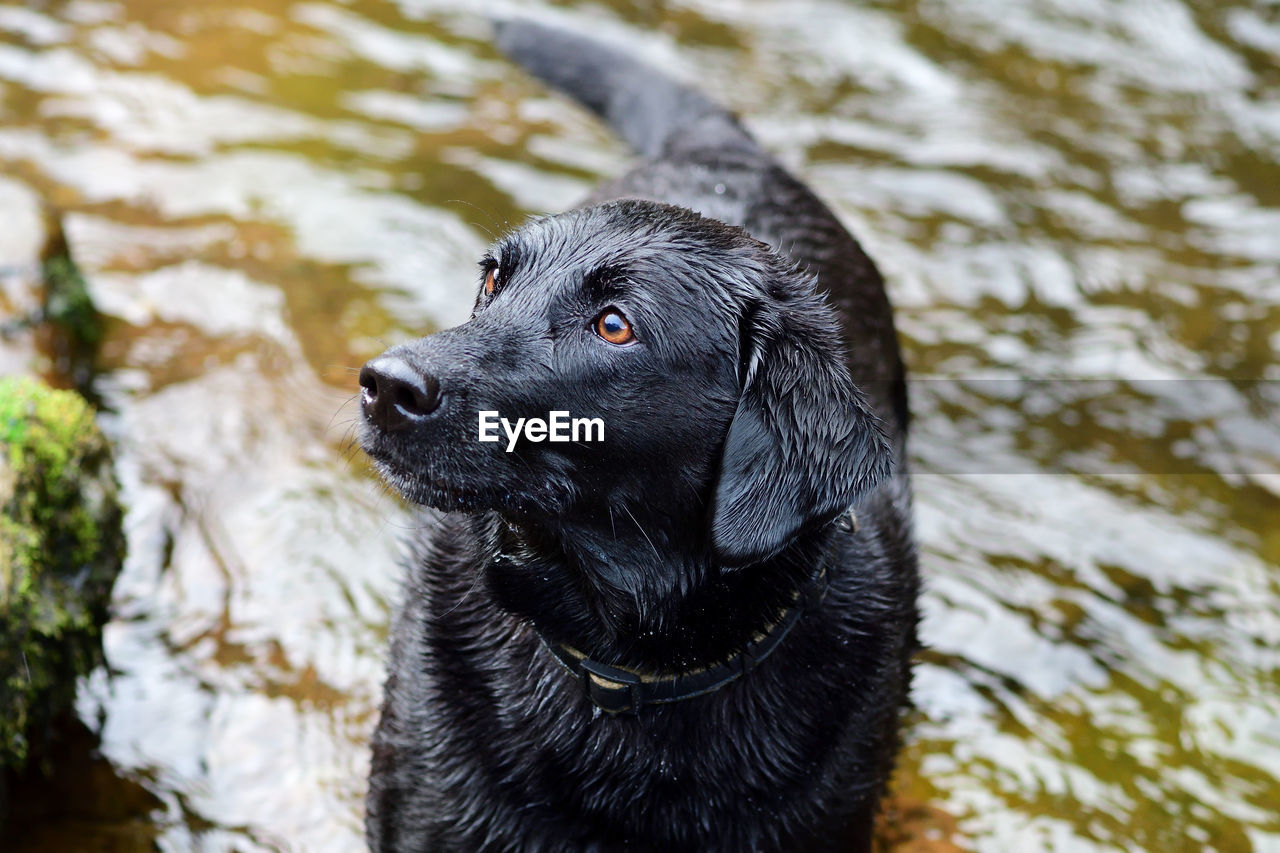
495,202,759,311
498,212,624,277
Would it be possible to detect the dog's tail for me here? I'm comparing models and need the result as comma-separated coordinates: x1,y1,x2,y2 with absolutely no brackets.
492,18,756,158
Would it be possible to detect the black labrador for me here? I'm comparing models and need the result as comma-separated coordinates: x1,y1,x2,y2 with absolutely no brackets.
358,19,919,853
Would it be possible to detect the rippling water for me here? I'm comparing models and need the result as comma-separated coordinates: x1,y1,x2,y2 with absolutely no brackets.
1,0,1277,850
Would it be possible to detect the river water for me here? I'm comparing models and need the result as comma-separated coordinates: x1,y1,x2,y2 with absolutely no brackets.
1,0,1278,850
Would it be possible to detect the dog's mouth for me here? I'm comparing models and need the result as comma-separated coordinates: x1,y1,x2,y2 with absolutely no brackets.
389,469,540,515
362,431,558,516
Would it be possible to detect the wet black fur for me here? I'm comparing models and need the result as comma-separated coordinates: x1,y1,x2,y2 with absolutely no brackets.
360,19,919,853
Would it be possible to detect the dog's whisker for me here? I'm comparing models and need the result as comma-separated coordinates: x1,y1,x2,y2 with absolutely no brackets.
443,198,503,240
326,394,361,434
621,503,661,560
441,560,486,617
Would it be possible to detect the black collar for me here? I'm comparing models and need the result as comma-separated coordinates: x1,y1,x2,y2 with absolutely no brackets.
539,559,832,715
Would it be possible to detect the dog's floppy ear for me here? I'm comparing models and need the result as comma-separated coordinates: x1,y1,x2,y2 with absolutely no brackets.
710,294,893,567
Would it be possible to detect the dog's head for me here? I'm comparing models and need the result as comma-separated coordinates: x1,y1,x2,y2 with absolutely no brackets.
359,200,890,571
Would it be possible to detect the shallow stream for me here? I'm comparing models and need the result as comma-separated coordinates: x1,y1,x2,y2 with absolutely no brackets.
1,0,1278,849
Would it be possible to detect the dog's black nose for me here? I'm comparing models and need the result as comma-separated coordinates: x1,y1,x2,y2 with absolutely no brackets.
359,356,442,432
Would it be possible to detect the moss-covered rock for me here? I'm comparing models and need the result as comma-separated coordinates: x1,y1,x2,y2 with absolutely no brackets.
0,376,124,773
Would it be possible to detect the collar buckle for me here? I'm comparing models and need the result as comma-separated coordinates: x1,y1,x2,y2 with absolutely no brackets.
578,658,643,714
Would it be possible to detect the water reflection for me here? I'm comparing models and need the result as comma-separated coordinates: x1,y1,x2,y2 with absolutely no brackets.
0,0,1276,849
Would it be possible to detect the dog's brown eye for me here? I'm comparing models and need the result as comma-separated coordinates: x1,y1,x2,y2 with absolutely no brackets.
595,309,634,345
484,266,498,295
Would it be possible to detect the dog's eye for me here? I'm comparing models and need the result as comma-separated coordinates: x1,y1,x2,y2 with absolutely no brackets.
594,309,635,345
484,266,498,296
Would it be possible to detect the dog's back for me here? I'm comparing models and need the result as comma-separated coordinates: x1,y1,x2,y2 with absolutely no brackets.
365,20,918,853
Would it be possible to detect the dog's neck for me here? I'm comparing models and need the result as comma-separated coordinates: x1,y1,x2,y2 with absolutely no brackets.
480,510,832,673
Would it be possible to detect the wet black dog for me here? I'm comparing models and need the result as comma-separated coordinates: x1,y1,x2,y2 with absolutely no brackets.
358,19,918,853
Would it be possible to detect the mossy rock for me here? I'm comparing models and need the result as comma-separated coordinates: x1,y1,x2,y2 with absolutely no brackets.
0,376,124,773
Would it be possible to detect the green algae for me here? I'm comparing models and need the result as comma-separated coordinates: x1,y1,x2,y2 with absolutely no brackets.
0,376,124,772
